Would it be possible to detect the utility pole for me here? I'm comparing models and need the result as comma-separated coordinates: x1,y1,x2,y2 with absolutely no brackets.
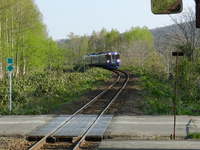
172,52,184,140
195,0,200,28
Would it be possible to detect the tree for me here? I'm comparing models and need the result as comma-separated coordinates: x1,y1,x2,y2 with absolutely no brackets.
0,0,63,77
105,29,120,50
169,8,200,61
168,8,200,105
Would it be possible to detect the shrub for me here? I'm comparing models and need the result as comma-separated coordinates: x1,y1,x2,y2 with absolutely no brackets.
0,68,111,114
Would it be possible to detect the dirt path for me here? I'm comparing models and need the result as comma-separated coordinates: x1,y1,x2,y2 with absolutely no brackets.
107,71,145,115
50,72,118,114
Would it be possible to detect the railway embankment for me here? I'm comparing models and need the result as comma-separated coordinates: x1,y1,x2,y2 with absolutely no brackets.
0,68,111,115
124,66,200,116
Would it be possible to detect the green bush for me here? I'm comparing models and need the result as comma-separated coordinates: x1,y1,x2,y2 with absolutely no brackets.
0,68,111,114
141,75,173,115
188,133,200,139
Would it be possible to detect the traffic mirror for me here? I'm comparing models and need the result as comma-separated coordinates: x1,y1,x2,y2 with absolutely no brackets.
151,0,183,14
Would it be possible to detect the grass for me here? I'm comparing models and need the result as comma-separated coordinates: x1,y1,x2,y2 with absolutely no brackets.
12,96,78,114
123,66,174,115
124,66,200,115
187,133,200,139
0,68,112,115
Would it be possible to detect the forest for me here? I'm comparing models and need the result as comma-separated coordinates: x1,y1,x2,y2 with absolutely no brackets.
59,27,164,73
0,0,200,115
0,0,65,78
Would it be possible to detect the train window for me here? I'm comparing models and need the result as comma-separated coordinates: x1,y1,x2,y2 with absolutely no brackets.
106,54,111,61
113,54,120,60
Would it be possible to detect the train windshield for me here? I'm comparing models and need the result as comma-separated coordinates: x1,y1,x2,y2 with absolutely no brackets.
106,54,111,61
113,54,120,60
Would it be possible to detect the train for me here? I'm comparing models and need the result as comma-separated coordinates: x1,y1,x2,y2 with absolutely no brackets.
84,51,120,70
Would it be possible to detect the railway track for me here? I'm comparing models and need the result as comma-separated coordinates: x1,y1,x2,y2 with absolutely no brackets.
28,69,129,150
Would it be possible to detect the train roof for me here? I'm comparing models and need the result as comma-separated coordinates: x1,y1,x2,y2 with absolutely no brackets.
86,51,119,56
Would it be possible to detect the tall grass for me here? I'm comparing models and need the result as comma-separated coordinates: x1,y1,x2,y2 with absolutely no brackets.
0,68,111,115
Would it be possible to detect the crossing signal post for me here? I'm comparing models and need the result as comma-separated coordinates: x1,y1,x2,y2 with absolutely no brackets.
172,52,184,140
6,58,14,113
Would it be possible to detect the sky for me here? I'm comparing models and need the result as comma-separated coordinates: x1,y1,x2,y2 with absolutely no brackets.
34,0,195,40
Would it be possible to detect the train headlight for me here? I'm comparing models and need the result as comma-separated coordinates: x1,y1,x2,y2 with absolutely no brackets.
117,59,120,63
107,60,110,63
114,52,118,55
108,53,111,55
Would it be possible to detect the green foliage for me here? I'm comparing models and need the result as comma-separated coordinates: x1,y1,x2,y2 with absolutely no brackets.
0,0,64,77
140,72,173,115
59,27,155,69
187,133,200,139
105,29,120,50
0,68,111,114
168,42,200,115
127,60,200,115
143,51,166,76
124,27,154,47
124,66,173,115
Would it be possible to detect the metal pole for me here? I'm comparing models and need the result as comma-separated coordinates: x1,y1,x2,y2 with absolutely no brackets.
9,72,12,112
173,55,178,140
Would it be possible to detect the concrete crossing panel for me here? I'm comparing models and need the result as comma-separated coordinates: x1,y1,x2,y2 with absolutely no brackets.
28,115,70,136
87,115,113,137
54,115,97,137
27,115,112,140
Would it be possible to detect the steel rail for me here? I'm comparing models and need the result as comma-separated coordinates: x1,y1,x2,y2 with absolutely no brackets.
28,70,120,150
72,70,129,150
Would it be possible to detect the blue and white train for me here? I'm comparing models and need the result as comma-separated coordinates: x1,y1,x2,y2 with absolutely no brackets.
84,51,120,70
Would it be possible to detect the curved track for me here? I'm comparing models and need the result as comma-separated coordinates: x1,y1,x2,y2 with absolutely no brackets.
28,69,129,150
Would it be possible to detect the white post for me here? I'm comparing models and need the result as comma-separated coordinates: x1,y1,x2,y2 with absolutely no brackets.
9,72,12,112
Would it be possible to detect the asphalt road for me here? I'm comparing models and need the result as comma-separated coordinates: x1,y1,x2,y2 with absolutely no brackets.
0,115,54,136
98,140,200,150
105,115,200,140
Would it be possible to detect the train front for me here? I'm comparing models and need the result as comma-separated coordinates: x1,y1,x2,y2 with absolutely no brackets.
106,52,120,70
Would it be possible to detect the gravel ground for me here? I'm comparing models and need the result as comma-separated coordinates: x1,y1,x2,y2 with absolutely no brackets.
0,137,33,150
